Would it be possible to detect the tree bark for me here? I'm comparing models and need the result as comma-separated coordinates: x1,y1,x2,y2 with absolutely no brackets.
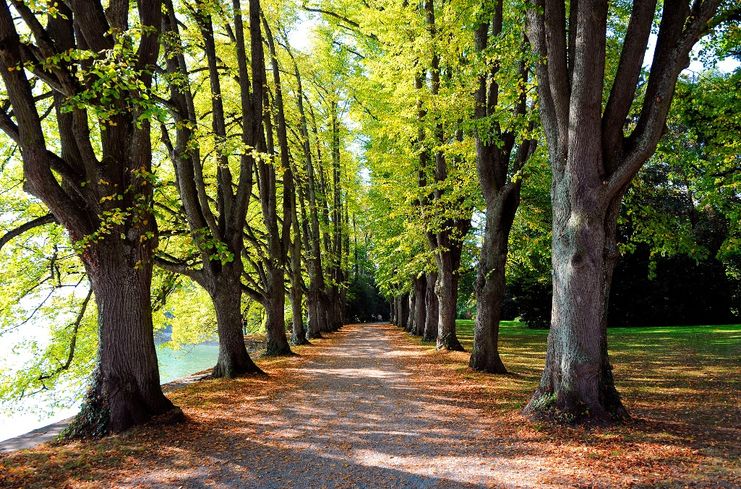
524,193,627,422
289,202,308,345
413,276,427,336
435,245,464,351
406,287,416,333
423,272,439,341
469,186,520,373
210,267,262,378
78,243,183,435
399,293,409,330
263,264,292,355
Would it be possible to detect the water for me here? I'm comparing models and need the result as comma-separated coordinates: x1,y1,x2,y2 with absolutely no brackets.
0,342,220,442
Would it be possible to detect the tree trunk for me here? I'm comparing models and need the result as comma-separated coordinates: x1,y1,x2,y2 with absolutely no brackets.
423,272,439,341
74,243,182,435
289,291,308,345
406,288,416,333
306,291,323,339
320,291,334,333
211,269,262,378
289,239,308,345
399,293,409,330
469,187,519,373
413,277,426,336
436,248,464,351
263,265,292,355
524,187,627,422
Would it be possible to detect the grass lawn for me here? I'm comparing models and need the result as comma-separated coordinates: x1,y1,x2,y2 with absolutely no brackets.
454,319,740,417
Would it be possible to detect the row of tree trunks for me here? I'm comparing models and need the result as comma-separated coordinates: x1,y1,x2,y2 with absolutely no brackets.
420,0,469,352
291,48,330,339
390,272,438,341
423,272,439,341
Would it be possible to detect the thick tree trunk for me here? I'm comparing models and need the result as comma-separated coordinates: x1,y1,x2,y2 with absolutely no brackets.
413,277,426,336
524,190,627,422
326,286,342,331
469,188,519,373
73,243,182,435
320,291,334,333
435,249,464,351
423,272,439,341
263,265,292,355
211,270,262,378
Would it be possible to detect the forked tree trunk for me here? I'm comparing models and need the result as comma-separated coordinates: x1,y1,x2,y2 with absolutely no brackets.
436,249,464,351
78,243,182,435
522,0,722,424
413,276,426,336
210,269,262,378
469,186,520,373
423,272,439,341
525,191,627,422
263,265,292,355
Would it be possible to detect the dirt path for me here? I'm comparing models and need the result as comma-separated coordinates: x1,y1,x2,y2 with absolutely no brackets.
125,323,542,488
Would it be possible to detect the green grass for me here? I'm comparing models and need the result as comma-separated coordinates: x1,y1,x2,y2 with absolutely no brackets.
455,319,741,357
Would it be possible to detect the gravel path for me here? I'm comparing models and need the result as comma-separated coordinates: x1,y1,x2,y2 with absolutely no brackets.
127,323,545,488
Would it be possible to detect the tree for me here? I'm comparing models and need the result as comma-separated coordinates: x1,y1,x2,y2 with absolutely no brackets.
524,0,722,422
468,0,537,373
0,0,181,433
157,0,263,376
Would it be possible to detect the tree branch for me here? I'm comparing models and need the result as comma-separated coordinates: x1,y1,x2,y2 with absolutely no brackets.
0,213,57,251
